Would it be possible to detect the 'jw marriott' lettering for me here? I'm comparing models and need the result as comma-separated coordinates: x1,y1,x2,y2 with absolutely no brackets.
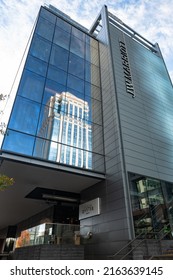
119,41,135,97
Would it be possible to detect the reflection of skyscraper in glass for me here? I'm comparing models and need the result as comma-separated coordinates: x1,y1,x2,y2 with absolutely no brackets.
36,92,92,169
2,5,104,173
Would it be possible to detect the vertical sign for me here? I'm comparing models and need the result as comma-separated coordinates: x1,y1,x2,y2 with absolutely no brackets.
119,40,135,98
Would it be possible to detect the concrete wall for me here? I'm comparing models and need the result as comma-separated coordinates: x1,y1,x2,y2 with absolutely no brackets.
13,244,84,260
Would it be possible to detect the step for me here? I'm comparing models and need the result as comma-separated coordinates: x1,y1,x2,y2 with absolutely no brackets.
151,254,173,260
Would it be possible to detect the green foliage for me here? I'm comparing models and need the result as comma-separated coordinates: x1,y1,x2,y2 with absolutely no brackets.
0,174,14,191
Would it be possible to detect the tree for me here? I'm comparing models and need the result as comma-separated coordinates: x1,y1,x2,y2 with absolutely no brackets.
16,230,30,247
0,174,14,191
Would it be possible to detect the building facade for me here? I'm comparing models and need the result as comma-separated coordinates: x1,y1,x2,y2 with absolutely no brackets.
0,5,173,259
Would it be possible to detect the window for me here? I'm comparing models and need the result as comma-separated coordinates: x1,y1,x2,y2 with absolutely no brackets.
67,74,84,93
40,7,56,24
3,130,35,156
72,26,85,41
47,65,67,85
70,36,85,58
18,70,45,103
56,17,71,33
53,27,70,50
30,35,51,62
50,45,69,71
68,53,84,79
25,55,48,77
35,17,54,41
9,96,40,135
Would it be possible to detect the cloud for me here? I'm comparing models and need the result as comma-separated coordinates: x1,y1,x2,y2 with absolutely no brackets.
0,0,172,98
112,0,173,59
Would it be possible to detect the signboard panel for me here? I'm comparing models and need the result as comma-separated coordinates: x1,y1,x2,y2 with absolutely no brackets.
79,198,101,220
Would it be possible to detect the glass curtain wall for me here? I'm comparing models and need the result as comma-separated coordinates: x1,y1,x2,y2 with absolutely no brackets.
2,7,104,173
130,174,173,238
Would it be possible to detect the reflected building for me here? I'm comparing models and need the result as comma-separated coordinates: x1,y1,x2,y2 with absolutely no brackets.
36,91,92,169
0,4,173,260
2,5,104,173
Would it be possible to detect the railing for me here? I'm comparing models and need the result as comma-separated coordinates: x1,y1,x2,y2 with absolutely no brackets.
15,223,92,248
109,224,171,260
148,226,173,260
109,202,172,260
108,231,145,260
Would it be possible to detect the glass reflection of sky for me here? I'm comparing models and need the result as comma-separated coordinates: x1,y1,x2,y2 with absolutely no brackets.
2,6,104,172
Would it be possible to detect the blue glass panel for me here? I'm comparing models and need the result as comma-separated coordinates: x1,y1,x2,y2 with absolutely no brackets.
18,70,45,103
74,106,78,118
37,104,61,142
50,45,69,71
8,96,40,135
36,104,51,140
51,119,60,142
66,87,84,100
68,53,84,79
85,34,90,44
60,144,65,163
72,148,76,165
43,79,66,105
35,17,54,41
34,137,56,160
69,104,73,116
59,98,68,115
48,141,58,161
53,27,70,50
72,26,85,41
85,61,91,83
67,74,84,94
79,108,83,119
85,43,91,62
67,123,72,145
73,124,78,147
40,7,56,24
25,55,47,77
70,36,84,58
3,130,35,156
47,65,67,85
30,35,51,62
56,17,71,33
85,82,91,98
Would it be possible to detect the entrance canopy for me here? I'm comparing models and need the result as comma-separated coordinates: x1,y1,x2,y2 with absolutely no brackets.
0,151,105,231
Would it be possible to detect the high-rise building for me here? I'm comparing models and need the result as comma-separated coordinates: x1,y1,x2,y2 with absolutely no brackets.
0,4,173,260
36,91,92,169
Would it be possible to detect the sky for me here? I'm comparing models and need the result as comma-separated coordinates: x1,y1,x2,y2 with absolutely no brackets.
0,0,173,122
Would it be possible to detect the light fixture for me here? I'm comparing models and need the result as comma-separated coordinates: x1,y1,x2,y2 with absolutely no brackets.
42,193,78,203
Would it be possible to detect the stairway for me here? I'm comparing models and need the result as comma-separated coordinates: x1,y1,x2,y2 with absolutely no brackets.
149,242,173,260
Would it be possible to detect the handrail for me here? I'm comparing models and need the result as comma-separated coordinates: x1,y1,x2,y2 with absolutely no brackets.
148,225,172,260
135,204,161,227
120,223,171,260
109,204,162,259
120,238,146,260
108,231,144,259
109,202,171,260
